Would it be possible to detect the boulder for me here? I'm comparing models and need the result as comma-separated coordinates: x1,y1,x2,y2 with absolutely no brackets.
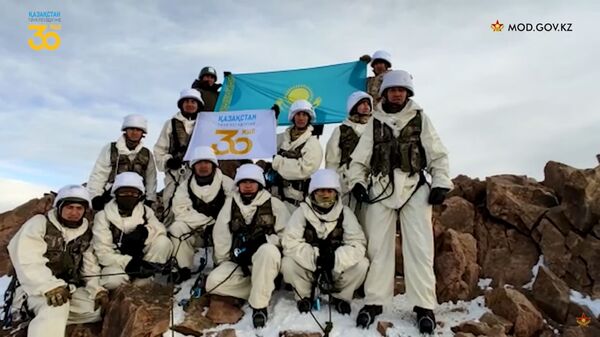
485,287,544,337
531,266,570,323
205,295,244,325
437,196,476,234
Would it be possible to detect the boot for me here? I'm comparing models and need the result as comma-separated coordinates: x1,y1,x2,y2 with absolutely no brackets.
252,307,268,328
172,267,192,284
414,306,436,334
356,304,382,328
330,297,351,315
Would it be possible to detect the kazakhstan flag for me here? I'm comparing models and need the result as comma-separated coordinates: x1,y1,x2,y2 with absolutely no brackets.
215,61,366,125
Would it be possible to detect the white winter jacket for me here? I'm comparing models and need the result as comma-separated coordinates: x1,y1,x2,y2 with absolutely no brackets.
212,190,290,265
92,201,168,269
153,112,197,172
172,169,235,228
348,100,453,209
87,135,157,201
282,198,366,274
272,125,323,201
7,209,104,299
325,120,369,194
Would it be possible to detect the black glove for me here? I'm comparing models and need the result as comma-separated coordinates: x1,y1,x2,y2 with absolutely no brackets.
271,104,281,120
166,157,182,170
92,196,107,211
125,258,155,278
428,187,450,205
359,54,372,63
316,244,336,272
351,184,368,202
119,225,149,258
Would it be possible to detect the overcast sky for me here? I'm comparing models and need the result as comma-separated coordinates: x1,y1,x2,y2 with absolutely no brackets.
1,0,599,211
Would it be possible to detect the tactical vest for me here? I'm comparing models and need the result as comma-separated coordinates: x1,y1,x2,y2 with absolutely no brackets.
277,141,311,199
303,211,345,249
107,142,150,183
109,207,148,248
277,141,306,159
338,125,360,168
229,199,275,256
43,218,92,286
187,177,226,219
370,111,427,177
169,118,191,161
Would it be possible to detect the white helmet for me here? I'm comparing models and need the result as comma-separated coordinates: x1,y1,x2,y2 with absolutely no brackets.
121,114,148,134
177,88,204,109
188,145,218,167
54,185,91,208
234,164,265,187
111,172,145,195
371,50,392,68
288,99,316,122
346,91,373,114
379,70,414,97
308,169,342,194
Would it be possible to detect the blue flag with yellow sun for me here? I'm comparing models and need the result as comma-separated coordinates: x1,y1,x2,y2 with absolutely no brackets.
215,61,367,125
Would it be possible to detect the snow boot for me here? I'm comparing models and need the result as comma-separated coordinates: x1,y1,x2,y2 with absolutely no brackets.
356,304,382,328
297,297,312,313
330,297,351,315
414,306,436,334
252,307,268,328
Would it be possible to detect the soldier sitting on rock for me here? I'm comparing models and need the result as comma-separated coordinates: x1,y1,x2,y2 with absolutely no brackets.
168,146,234,283
282,169,369,315
92,172,173,289
7,185,108,337
206,164,290,328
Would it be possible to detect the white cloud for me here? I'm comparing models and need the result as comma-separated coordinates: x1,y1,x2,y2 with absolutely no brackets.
0,178,52,213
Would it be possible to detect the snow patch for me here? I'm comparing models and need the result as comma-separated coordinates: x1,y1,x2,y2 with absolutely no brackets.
570,289,600,318
522,255,545,290
478,278,492,290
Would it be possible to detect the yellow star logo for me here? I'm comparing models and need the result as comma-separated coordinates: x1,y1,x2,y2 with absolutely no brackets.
577,312,591,327
491,20,504,32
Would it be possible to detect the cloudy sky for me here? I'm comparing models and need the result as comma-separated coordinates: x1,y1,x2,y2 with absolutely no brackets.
1,0,598,212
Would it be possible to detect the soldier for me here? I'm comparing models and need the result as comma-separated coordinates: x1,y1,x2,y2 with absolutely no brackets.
168,146,234,283
191,66,221,111
92,172,173,289
366,50,393,106
7,185,108,337
154,89,204,220
325,91,372,208
281,169,369,315
348,70,452,333
206,164,290,328
272,99,323,213
88,114,157,211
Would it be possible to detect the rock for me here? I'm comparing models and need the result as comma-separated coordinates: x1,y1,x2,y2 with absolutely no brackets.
101,282,171,337
566,302,600,329
532,266,570,323
561,166,600,233
485,287,544,337
279,332,323,337
394,276,405,295
395,233,403,276
453,333,477,337
448,175,487,206
451,320,506,337
564,257,593,294
205,329,237,337
171,297,216,337
66,323,102,337
205,295,244,325
479,312,513,334
543,161,577,200
486,175,558,233
377,321,393,336
545,206,573,236
437,196,476,234
475,219,539,287
577,236,600,295
218,160,252,179
0,193,54,275
434,229,480,302
592,223,600,239
535,219,570,278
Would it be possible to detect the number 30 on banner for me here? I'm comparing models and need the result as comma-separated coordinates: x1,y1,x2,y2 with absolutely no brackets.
211,129,253,155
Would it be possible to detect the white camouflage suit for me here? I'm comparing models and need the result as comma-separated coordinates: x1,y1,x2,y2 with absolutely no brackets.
206,190,290,309
153,111,196,219
87,135,158,202
169,169,234,269
348,100,452,310
7,210,105,337
272,125,323,213
281,198,369,302
92,201,173,289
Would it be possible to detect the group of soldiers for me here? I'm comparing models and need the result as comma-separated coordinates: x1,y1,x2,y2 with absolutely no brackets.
7,50,452,336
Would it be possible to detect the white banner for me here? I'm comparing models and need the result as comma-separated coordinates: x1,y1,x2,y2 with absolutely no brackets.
184,109,276,160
